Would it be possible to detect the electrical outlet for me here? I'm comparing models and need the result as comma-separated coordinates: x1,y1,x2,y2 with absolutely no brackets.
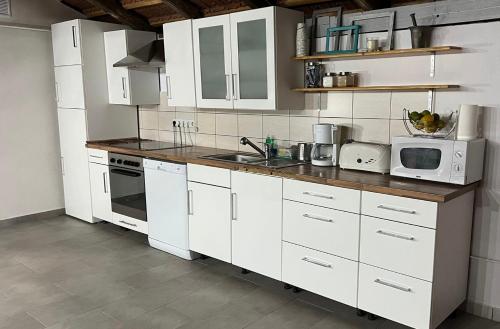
174,119,195,128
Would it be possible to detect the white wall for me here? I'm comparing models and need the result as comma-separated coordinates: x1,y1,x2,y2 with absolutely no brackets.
0,0,81,220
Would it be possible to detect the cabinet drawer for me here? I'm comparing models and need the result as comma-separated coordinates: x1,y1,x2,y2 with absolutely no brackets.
358,263,432,329
360,216,435,281
283,179,360,213
283,242,358,307
112,213,148,235
88,148,108,165
187,164,230,188
283,200,359,260
362,191,438,229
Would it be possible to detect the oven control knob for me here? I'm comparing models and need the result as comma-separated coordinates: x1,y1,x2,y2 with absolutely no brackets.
124,160,131,166
110,158,116,163
133,162,140,167
117,159,123,164
455,151,464,158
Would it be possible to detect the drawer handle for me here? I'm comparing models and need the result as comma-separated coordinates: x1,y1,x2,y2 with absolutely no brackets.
303,214,334,223
231,193,237,221
187,190,194,215
377,205,416,215
374,278,412,292
302,257,332,268
303,191,334,200
376,230,415,241
119,220,137,227
90,155,104,159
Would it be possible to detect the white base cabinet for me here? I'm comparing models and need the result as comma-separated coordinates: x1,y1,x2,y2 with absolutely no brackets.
231,171,283,280
88,149,111,222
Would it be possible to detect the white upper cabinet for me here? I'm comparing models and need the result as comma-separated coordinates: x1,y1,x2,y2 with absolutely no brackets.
104,30,160,105
193,15,233,109
192,7,304,110
52,19,82,66
163,20,197,107
54,65,85,109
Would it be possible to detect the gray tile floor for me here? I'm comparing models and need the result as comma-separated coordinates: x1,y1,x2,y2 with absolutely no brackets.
0,215,498,329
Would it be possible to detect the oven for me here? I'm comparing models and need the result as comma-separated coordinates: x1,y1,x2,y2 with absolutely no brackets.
108,153,147,231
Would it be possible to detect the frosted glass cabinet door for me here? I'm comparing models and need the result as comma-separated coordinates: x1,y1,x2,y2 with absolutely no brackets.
193,15,233,109
230,7,276,110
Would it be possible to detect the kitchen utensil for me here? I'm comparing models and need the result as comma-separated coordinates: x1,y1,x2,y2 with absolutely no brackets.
297,143,312,161
409,14,433,48
305,62,324,88
339,142,391,174
296,23,309,57
456,104,483,140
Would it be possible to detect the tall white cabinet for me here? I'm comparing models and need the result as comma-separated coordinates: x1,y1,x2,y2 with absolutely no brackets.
52,19,138,223
192,6,304,110
104,30,160,105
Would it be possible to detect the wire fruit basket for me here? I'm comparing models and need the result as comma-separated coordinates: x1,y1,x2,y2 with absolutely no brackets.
403,108,457,138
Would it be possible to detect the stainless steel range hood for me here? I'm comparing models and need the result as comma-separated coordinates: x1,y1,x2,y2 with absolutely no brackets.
113,39,164,68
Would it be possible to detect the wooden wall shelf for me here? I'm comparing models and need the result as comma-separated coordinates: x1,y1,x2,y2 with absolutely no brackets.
292,46,461,61
293,85,460,92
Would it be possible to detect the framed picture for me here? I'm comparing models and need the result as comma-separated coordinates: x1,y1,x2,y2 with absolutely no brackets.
350,11,396,51
311,6,343,55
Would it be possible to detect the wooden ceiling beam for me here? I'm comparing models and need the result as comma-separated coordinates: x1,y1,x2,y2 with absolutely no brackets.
82,7,107,17
84,0,154,30
160,0,202,18
122,0,163,10
279,0,332,7
351,0,390,11
240,0,277,9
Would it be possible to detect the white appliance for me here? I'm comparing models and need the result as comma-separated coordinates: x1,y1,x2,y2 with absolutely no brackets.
144,159,197,260
391,136,486,185
339,142,391,174
456,104,483,140
311,124,341,166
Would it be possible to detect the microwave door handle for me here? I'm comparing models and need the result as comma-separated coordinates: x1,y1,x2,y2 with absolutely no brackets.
110,168,141,177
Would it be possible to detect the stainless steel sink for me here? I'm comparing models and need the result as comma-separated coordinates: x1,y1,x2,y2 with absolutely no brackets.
201,153,305,169
201,153,264,163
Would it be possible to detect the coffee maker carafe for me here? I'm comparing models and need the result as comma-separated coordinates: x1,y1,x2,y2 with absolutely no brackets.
311,124,341,166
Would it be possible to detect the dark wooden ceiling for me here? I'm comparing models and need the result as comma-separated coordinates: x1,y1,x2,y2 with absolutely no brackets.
60,0,432,31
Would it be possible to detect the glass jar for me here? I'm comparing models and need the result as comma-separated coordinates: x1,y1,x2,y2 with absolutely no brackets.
305,62,324,88
337,72,357,87
322,73,336,88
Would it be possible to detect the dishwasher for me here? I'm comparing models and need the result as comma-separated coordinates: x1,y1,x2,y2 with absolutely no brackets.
143,159,197,260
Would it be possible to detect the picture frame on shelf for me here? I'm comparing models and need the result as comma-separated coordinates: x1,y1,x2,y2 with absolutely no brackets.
323,25,360,55
311,6,343,55
350,11,396,51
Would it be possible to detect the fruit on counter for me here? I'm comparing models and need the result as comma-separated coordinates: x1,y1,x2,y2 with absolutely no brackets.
408,110,447,133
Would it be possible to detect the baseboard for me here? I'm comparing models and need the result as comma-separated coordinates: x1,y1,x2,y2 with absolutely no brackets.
0,208,65,225
465,300,495,320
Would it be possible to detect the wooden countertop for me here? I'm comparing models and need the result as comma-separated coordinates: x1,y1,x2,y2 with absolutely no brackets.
87,139,477,203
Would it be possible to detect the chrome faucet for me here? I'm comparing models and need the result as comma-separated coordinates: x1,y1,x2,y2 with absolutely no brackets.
240,137,271,159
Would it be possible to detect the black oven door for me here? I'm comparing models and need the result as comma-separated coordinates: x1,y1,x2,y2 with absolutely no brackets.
109,166,147,222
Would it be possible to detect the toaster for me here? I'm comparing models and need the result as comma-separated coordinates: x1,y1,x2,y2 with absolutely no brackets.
339,142,391,174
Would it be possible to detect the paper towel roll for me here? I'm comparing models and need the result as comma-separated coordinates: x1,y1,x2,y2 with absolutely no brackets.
457,104,482,140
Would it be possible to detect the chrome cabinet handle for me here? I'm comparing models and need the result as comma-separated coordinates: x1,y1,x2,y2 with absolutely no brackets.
302,257,332,268
375,278,412,292
303,191,334,200
103,172,108,194
72,25,77,47
376,230,415,241
61,156,65,175
187,190,194,215
166,76,172,99
377,205,416,215
232,74,238,100
89,155,103,159
122,77,127,99
303,213,333,223
225,74,231,101
231,193,237,220
119,220,137,227
55,82,60,103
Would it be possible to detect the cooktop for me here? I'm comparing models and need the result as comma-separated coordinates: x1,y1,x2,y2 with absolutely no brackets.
113,141,181,151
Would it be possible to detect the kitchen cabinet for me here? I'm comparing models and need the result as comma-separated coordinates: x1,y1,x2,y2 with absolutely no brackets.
163,20,197,107
104,30,160,105
52,19,138,223
57,108,93,223
188,181,232,262
192,6,304,110
88,150,111,222
231,171,282,280
52,19,82,66
54,65,85,109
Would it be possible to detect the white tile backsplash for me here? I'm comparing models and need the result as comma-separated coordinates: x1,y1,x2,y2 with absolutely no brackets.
290,116,318,142
238,114,263,138
216,135,239,151
263,115,289,141
140,129,159,141
139,111,158,130
389,119,410,141
321,92,353,118
391,92,428,119
353,92,391,119
196,133,216,148
216,113,238,136
158,111,176,131
196,112,216,135
352,119,390,144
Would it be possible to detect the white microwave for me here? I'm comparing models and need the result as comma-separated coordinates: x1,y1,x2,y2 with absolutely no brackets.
390,136,485,185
